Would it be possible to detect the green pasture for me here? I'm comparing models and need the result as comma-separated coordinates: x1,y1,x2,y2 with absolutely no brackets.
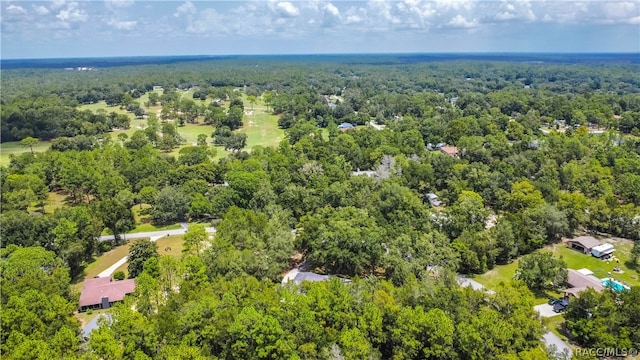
0,140,51,166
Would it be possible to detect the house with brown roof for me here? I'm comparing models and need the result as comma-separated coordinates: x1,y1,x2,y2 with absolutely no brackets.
562,268,604,298
79,277,136,312
439,145,459,158
565,236,601,254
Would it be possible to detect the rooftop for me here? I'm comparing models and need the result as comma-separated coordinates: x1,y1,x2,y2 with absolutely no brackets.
439,145,459,157
565,236,601,250
293,272,331,285
79,277,136,307
564,268,604,296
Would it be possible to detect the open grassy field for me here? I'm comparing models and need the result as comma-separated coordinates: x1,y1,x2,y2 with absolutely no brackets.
239,107,285,149
2,90,284,164
78,102,132,116
111,234,185,277
472,260,521,290
0,140,51,166
155,235,185,257
470,259,563,305
43,192,69,214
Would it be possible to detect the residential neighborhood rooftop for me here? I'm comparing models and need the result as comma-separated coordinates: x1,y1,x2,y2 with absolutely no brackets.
79,277,136,308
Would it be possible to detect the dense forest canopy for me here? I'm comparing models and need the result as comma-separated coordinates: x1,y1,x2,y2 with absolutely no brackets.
1,54,639,359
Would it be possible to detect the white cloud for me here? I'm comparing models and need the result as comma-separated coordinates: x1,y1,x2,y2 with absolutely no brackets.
602,1,636,19
108,19,137,30
50,0,67,10
105,0,135,9
447,14,478,28
346,15,363,24
56,3,88,23
276,2,299,18
186,8,223,34
6,5,27,15
33,5,50,15
493,0,536,22
175,1,196,17
322,3,341,27
433,0,473,11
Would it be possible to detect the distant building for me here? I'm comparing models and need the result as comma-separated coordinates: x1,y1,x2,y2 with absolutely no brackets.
565,236,602,254
439,145,459,158
79,277,136,312
293,272,331,285
152,85,163,91
338,122,355,131
352,169,378,178
426,193,442,207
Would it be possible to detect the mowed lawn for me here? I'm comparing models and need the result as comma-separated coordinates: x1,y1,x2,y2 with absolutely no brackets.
0,140,51,166
112,235,185,278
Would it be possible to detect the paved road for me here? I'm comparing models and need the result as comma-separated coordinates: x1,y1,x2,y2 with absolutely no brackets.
99,227,216,242
542,331,573,359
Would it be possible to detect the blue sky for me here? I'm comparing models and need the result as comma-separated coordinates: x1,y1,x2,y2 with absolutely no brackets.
1,0,639,58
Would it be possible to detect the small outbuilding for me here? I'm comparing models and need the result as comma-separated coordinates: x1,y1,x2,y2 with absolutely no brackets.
426,193,442,207
565,236,601,254
591,243,615,258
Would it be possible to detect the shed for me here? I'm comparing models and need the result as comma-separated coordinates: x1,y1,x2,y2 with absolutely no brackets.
565,236,601,254
591,243,615,258
426,193,442,207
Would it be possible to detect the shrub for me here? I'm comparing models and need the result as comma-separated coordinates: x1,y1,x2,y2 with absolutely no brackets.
113,271,126,281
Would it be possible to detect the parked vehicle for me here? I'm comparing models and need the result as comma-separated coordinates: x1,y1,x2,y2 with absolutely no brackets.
553,299,570,313
548,298,561,305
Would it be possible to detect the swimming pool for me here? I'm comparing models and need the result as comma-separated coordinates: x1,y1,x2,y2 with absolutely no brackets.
601,278,630,292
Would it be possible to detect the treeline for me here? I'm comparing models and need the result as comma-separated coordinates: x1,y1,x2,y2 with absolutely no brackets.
0,95,130,142
2,59,640,143
1,244,557,360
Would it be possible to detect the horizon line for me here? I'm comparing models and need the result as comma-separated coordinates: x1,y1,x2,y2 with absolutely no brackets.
3,51,639,61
